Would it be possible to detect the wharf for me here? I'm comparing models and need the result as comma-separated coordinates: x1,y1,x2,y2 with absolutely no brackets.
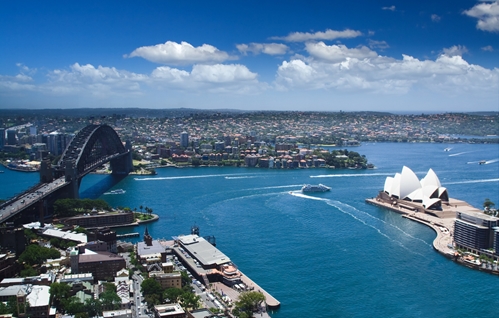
171,243,280,310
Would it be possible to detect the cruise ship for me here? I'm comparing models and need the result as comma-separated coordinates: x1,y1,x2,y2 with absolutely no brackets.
301,184,331,192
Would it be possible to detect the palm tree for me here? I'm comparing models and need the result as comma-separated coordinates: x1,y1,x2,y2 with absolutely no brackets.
139,205,143,213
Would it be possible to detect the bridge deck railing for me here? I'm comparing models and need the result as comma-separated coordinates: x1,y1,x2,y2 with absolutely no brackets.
0,182,45,210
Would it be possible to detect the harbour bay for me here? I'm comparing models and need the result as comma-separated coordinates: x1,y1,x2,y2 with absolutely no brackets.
2,142,499,317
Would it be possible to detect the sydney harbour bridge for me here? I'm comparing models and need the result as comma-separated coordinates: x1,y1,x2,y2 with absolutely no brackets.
0,124,133,224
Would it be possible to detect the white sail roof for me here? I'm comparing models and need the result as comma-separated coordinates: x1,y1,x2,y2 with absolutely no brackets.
382,166,449,208
384,177,393,193
399,166,422,200
421,168,441,188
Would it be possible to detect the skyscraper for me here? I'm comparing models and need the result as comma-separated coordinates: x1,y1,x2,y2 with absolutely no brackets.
180,131,189,148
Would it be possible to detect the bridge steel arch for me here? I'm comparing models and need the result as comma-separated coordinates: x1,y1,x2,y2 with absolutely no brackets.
58,124,133,198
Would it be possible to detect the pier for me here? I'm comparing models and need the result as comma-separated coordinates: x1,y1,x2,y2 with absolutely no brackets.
170,235,281,311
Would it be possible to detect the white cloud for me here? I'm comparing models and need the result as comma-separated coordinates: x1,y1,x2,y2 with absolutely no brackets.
0,62,264,97
368,40,390,50
237,43,289,55
382,6,396,11
442,45,468,57
151,64,264,94
271,29,362,42
464,0,499,32
45,63,147,96
275,45,499,96
127,41,233,65
482,45,494,51
306,42,378,62
431,14,441,22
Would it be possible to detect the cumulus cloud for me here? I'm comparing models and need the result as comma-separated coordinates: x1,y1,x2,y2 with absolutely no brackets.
464,0,499,32
237,43,289,55
151,64,264,94
127,41,233,65
46,63,147,96
0,61,264,97
275,44,499,96
442,45,468,57
482,45,494,51
382,6,396,11
431,14,441,22
306,42,378,62
271,29,362,42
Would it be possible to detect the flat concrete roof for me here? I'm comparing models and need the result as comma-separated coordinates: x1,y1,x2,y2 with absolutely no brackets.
177,234,230,266
137,240,167,257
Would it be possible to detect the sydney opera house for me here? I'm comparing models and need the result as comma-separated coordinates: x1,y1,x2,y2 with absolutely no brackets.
382,166,449,210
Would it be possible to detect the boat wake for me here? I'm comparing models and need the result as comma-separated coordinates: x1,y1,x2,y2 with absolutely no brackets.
444,178,499,185
310,172,392,178
247,185,302,191
485,158,499,164
135,173,256,181
448,151,470,157
225,176,257,180
289,191,430,256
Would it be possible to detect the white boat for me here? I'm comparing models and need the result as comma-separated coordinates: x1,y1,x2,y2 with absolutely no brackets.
107,189,126,194
301,184,331,192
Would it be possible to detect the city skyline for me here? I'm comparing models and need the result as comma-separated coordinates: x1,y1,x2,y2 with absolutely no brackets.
1,0,498,112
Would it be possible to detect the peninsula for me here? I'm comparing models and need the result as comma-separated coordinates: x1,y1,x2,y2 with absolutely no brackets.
367,166,499,274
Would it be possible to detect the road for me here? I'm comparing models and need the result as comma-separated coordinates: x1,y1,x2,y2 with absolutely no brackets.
0,176,68,223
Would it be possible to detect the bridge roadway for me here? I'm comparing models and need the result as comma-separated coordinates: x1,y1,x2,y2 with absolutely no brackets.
0,177,69,224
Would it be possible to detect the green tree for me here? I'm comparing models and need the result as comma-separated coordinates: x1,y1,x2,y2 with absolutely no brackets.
84,298,102,317
179,292,201,310
99,287,121,311
50,282,71,311
180,271,192,287
164,287,183,303
484,198,495,211
141,278,163,296
233,291,266,318
64,296,85,316
19,244,61,266
0,297,17,315
20,265,38,277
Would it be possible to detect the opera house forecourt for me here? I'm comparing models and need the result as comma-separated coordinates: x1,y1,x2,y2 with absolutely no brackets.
366,166,499,275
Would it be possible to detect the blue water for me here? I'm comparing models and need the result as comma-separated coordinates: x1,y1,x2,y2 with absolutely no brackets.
2,143,499,318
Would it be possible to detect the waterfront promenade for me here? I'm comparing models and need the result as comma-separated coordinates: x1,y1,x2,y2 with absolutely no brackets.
365,197,483,258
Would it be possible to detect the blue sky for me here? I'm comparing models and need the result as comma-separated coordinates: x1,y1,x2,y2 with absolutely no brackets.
1,1,498,112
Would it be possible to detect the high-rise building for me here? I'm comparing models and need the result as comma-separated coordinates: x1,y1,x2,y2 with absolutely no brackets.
454,211,498,252
6,129,16,145
180,131,189,148
0,128,5,150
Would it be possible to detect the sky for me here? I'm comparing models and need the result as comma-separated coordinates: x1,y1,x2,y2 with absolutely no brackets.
0,0,498,112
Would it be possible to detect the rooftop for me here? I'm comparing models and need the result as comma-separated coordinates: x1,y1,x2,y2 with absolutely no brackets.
177,234,230,266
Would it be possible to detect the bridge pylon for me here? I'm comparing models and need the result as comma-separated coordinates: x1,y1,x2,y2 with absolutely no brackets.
65,160,79,199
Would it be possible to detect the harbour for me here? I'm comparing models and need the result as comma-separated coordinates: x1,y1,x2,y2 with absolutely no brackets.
2,142,499,317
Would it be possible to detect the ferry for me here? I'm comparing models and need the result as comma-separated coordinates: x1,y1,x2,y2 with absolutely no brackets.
479,160,486,165
301,184,331,192
106,189,126,194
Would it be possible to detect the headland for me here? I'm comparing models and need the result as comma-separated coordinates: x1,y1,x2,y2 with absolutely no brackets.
368,166,499,275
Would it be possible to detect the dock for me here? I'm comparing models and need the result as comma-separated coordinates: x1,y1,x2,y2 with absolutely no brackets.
170,236,281,311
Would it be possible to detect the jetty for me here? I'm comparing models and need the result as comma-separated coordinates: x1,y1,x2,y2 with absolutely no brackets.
170,234,281,311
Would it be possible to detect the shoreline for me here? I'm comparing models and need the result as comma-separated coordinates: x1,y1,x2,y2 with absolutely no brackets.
365,196,499,275
84,213,159,230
